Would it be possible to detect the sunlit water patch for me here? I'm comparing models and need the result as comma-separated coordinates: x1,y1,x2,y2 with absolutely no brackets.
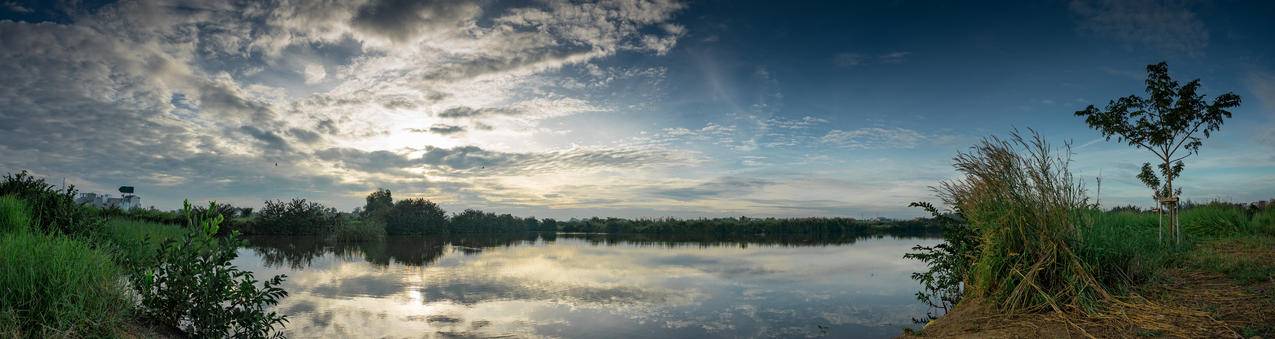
233,234,940,338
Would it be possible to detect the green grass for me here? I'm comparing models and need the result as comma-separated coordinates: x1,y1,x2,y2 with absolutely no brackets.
0,231,129,338
101,218,188,265
0,195,30,234
1077,210,1175,289
1185,235,1275,285
1181,202,1252,238
1252,207,1275,236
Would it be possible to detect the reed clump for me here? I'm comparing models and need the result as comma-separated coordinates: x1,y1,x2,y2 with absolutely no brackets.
936,130,1109,314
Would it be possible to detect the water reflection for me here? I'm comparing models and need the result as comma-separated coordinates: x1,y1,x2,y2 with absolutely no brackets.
234,233,940,338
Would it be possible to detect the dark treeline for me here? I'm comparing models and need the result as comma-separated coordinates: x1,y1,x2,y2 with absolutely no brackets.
109,188,945,238
241,231,939,270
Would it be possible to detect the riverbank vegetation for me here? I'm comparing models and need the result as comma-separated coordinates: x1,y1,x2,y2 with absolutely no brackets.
0,172,289,338
906,62,1271,337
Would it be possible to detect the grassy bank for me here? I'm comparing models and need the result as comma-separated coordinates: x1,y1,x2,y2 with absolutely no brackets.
0,172,289,338
902,133,1274,337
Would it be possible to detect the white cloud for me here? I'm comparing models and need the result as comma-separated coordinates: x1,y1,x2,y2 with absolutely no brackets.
820,128,926,149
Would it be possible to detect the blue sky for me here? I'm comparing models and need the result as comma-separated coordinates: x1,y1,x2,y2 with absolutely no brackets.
1,0,1273,218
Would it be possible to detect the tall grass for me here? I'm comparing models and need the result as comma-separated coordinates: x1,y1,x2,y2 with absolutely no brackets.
102,218,189,265
936,130,1107,313
1076,211,1172,288
1253,206,1275,236
0,195,30,234
1180,202,1252,237
332,219,386,243
0,231,129,337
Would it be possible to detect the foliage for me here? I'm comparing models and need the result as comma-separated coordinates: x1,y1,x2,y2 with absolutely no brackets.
1185,236,1275,285
362,188,393,221
935,130,1107,313
903,201,980,322
0,171,101,235
1075,210,1173,288
1074,62,1241,245
384,198,448,234
126,201,288,338
0,230,128,338
554,216,940,235
449,208,533,233
332,218,386,243
1253,205,1275,236
1074,62,1240,200
1180,202,1252,238
101,218,187,266
0,195,30,234
252,198,339,235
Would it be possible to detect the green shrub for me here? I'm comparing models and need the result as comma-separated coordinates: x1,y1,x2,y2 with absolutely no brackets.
1180,202,1250,238
0,171,102,235
0,195,30,234
384,198,448,235
251,198,339,235
127,201,289,338
0,231,128,337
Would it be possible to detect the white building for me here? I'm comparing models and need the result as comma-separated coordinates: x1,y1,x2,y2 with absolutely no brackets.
77,192,141,210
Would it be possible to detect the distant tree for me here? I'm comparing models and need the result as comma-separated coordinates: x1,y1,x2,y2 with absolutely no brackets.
384,198,448,235
254,198,339,235
1074,61,1240,244
362,188,393,220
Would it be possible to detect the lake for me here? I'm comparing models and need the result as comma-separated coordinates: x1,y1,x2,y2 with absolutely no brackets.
233,233,941,338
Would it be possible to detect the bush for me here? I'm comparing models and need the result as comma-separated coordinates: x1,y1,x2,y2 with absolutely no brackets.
0,171,101,235
384,198,448,235
0,231,129,337
127,201,289,338
252,198,339,235
0,195,30,234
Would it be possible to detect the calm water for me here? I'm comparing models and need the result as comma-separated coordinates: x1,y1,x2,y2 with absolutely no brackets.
233,233,940,338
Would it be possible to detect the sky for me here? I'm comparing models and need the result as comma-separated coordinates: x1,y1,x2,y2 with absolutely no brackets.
1,0,1273,218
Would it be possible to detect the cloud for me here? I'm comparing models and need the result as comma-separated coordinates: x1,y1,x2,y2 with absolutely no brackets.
437,106,521,118
651,177,772,201
1069,0,1208,54
349,0,481,43
820,128,926,149
428,124,466,135
303,63,326,84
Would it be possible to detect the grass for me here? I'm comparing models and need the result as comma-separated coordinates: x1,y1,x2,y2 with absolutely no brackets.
101,218,189,265
1184,235,1275,285
935,131,1107,313
0,231,129,338
0,195,30,234
1252,207,1275,236
1076,210,1175,289
1181,202,1252,238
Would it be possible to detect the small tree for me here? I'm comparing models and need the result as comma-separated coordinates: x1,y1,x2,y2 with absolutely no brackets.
1074,61,1240,244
